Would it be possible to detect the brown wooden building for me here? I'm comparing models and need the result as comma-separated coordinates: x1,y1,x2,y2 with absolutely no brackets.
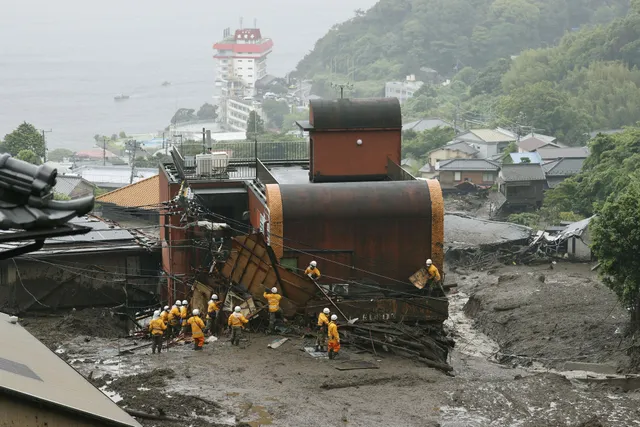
437,158,500,190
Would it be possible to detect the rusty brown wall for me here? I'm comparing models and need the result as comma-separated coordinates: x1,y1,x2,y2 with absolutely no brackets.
270,180,444,288
159,171,186,302
310,130,401,180
247,186,268,232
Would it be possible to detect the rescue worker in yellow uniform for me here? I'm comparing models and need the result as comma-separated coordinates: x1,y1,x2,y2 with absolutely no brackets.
304,260,321,280
425,259,441,295
228,306,249,346
315,307,330,352
149,310,167,354
206,294,220,336
168,302,181,338
160,306,169,324
180,299,189,335
263,287,282,334
327,314,340,360
187,309,206,351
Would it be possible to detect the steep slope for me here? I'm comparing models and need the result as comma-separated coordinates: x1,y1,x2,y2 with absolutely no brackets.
294,0,629,80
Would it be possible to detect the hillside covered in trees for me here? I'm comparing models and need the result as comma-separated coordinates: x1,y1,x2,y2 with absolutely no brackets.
295,0,640,145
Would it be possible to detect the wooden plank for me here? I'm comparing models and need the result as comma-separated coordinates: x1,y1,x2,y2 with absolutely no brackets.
335,361,380,371
409,267,428,289
267,337,289,349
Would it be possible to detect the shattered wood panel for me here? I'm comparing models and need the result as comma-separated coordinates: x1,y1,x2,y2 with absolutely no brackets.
305,298,448,324
409,267,428,289
191,281,212,317
221,234,317,317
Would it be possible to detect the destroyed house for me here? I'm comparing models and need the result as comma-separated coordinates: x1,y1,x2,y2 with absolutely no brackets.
497,163,547,210
0,216,160,312
160,97,445,301
0,312,142,427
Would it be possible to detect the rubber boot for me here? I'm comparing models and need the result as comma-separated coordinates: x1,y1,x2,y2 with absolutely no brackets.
328,350,334,360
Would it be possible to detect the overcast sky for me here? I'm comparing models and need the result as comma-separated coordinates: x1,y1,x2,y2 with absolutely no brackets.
0,0,378,72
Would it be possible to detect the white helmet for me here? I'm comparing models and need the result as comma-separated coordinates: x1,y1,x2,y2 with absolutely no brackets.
182,300,188,305
323,308,330,315
211,294,218,300
153,310,160,318
193,309,200,316
426,259,433,266
310,260,317,267
271,287,278,293
234,306,241,313
175,301,182,306
164,305,169,311
331,314,338,321
172,304,177,309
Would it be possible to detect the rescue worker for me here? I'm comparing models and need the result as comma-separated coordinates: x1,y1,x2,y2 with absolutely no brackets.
315,307,330,352
206,294,220,336
180,299,189,335
160,306,169,324
149,310,167,354
187,309,206,351
425,259,441,295
304,260,321,280
168,303,181,337
263,287,282,334
327,314,340,360
227,306,249,346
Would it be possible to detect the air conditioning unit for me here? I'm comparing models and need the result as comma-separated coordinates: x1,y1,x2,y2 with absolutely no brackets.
184,156,196,168
196,154,213,176
210,151,229,173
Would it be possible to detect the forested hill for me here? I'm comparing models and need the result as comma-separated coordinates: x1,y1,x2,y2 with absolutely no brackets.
294,0,629,80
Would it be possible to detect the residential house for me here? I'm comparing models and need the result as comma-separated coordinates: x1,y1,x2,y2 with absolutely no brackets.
517,136,559,153
75,148,120,161
385,75,424,104
0,312,142,427
542,157,585,188
72,165,158,190
0,216,160,311
456,128,516,159
96,175,161,226
497,164,547,210
535,146,590,161
437,158,500,190
555,216,595,261
509,152,542,164
402,118,455,133
53,175,96,199
401,158,420,173
421,141,478,179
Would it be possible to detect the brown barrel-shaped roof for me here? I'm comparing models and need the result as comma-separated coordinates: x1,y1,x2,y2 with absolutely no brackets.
309,98,402,130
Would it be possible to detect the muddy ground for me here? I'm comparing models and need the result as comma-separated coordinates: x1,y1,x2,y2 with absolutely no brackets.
21,261,640,426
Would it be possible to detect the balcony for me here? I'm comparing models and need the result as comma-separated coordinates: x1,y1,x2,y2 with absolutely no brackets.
168,140,309,182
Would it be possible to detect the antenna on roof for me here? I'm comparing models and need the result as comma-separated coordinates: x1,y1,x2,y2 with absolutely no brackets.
254,18,257,28
330,82,354,99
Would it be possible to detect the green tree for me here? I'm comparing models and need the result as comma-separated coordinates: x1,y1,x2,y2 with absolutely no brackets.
261,100,291,129
196,103,219,121
401,126,455,160
48,148,74,162
53,191,71,201
246,111,265,140
170,108,196,124
119,131,127,139
4,122,45,157
591,180,640,325
16,149,42,165
500,141,518,164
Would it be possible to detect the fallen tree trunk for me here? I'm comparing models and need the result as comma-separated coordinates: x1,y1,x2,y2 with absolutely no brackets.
124,408,182,422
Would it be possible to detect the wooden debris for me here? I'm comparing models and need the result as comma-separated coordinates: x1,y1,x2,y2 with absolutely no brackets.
267,338,289,349
335,361,380,371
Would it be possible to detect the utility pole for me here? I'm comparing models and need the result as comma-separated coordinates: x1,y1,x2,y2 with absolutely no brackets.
127,140,139,184
41,129,52,163
453,102,460,135
516,111,526,143
102,137,107,166
202,127,206,154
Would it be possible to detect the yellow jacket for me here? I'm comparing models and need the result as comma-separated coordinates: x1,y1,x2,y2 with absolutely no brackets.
187,316,205,338
160,311,169,323
207,301,220,319
427,264,441,281
328,321,339,343
263,292,282,313
149,318,167,336
304,266,321,279
180,306,188,319
228,312,249,327
169,306,180,324
317,312,329,327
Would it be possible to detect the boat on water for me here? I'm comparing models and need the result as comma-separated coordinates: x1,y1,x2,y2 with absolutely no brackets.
162,81,171,86
114,94,130,101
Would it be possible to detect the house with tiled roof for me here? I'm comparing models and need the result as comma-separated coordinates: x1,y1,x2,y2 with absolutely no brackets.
53,175,96,199
535,146,590,161
96,175,160,224
517,136,559,153
436,158,500,189
543,157,586,189
455,128,516,159
497,164,547,210
420,141,479,179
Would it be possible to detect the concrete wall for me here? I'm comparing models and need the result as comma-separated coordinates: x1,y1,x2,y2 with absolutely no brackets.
0,251,159,311
568,228,592,261
428,149,473,167
0,395,117,427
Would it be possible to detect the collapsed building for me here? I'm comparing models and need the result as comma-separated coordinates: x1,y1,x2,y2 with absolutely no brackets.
159,98,451,367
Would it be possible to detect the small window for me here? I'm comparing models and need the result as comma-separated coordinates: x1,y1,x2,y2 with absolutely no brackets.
454,171,461,181
483,172,494,182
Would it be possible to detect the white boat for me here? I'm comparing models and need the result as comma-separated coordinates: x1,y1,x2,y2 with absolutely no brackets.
114,94,130,101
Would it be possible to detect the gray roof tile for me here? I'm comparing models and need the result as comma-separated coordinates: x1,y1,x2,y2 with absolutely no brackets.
438,158,500,171
500,164,546,182
542,158,585,176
